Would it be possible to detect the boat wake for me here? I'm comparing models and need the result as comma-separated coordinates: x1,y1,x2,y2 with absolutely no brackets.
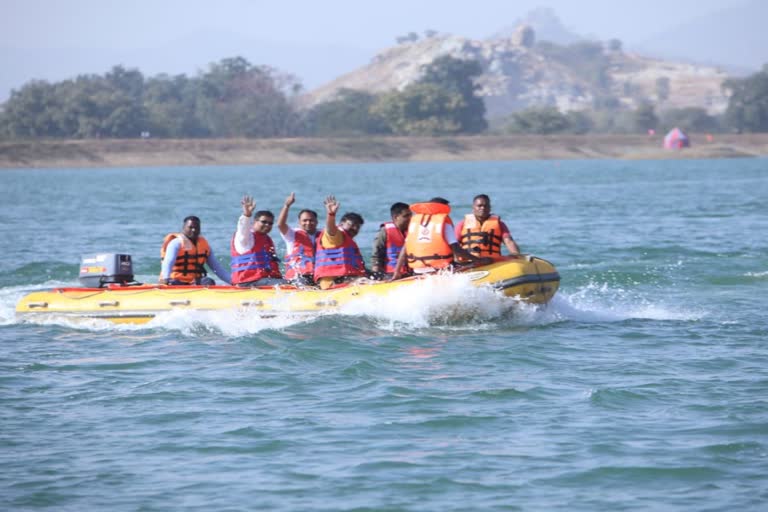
550,280,705,323
1,274,703,336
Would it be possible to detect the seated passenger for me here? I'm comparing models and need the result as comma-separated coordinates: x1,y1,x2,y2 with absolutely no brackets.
230,196,287,287
276,192,321,286
371,202,412,280
160,215,231,285
313,195,367,290
455,194,520,258
391,197,489,280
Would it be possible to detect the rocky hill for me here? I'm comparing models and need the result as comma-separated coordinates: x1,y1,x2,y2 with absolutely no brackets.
301,27,730,121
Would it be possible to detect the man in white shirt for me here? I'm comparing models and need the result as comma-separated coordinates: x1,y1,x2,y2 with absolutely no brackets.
276,192,321,285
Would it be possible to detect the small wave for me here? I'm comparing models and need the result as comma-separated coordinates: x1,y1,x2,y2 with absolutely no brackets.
0,281,76,326
143,308,322,337
550,281,705,323
469,387,528,400
586,387,661,408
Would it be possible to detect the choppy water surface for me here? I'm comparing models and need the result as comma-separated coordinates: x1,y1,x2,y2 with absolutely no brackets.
1,159,767,511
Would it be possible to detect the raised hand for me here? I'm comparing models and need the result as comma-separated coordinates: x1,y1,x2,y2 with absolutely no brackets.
324,195,340,216
284,192,295,208
241,195,255,217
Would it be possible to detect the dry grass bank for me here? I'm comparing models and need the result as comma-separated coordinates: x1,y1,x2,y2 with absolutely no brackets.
1,134,767,169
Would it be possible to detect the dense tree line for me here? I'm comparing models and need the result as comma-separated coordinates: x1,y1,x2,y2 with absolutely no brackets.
0,57,303,139
0,55,487,139
723,65,768,133
2,54,768,139
497,104,724,135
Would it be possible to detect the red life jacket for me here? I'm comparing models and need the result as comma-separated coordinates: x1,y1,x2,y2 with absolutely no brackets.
284,229,321,280
313,230,366,280
382,222,409,274
160,233,211,284
230,232,282,285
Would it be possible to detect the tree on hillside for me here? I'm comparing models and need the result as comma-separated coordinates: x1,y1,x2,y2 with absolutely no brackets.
419,56,487,133
0,66,149,138
536,40,612,90
608,39,623,52
305,89,389,136
723,65,768,133
395,32,420,44
660,107,720,133
0,80,62,137
588,109,636,134
371,83,466,135
144,74,204,137
564,110,594,134
97,66,148,137
195,57,302,137
655,77,671,102
632,104,658,132
504,106,569,134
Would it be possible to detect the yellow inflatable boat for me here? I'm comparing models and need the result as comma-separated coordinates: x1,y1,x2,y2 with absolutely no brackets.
16,255,559,325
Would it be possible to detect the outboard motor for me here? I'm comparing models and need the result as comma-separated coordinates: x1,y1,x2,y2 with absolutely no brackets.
79,253,134,288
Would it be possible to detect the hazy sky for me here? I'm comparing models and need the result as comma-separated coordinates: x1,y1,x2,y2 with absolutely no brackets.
1,0,744,50
0,0,752,99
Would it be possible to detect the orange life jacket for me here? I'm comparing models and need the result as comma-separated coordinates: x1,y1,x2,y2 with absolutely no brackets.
404,202,454,270
314,230,366,280
459,214,503,257
284,229,321,280
230,232,282,285
160,233,211,284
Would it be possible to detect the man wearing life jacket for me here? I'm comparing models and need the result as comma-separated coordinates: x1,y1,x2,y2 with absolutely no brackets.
314,195,367,290
456,194,520,259
391,197,488,280
160,216,231,285
370,202,412,280
276,192,321,286
231,196,287,287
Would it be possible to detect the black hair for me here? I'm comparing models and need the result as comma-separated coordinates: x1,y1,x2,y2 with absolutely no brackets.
390,202,410,217
298,209,318,220
183,215,201,225
429,197,450,205
254,210,274,219
473,194,490,203
341,212,364,225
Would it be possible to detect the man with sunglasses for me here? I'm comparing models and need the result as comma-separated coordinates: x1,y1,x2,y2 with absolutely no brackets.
230,195,287,287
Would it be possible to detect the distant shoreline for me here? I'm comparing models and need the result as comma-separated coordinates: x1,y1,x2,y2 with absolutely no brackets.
1,134,767,169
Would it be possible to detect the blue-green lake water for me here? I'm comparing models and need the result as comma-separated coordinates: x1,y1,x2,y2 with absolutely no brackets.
1,159,767,510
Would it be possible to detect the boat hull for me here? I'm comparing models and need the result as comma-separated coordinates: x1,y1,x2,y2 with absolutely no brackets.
16,256,559,325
